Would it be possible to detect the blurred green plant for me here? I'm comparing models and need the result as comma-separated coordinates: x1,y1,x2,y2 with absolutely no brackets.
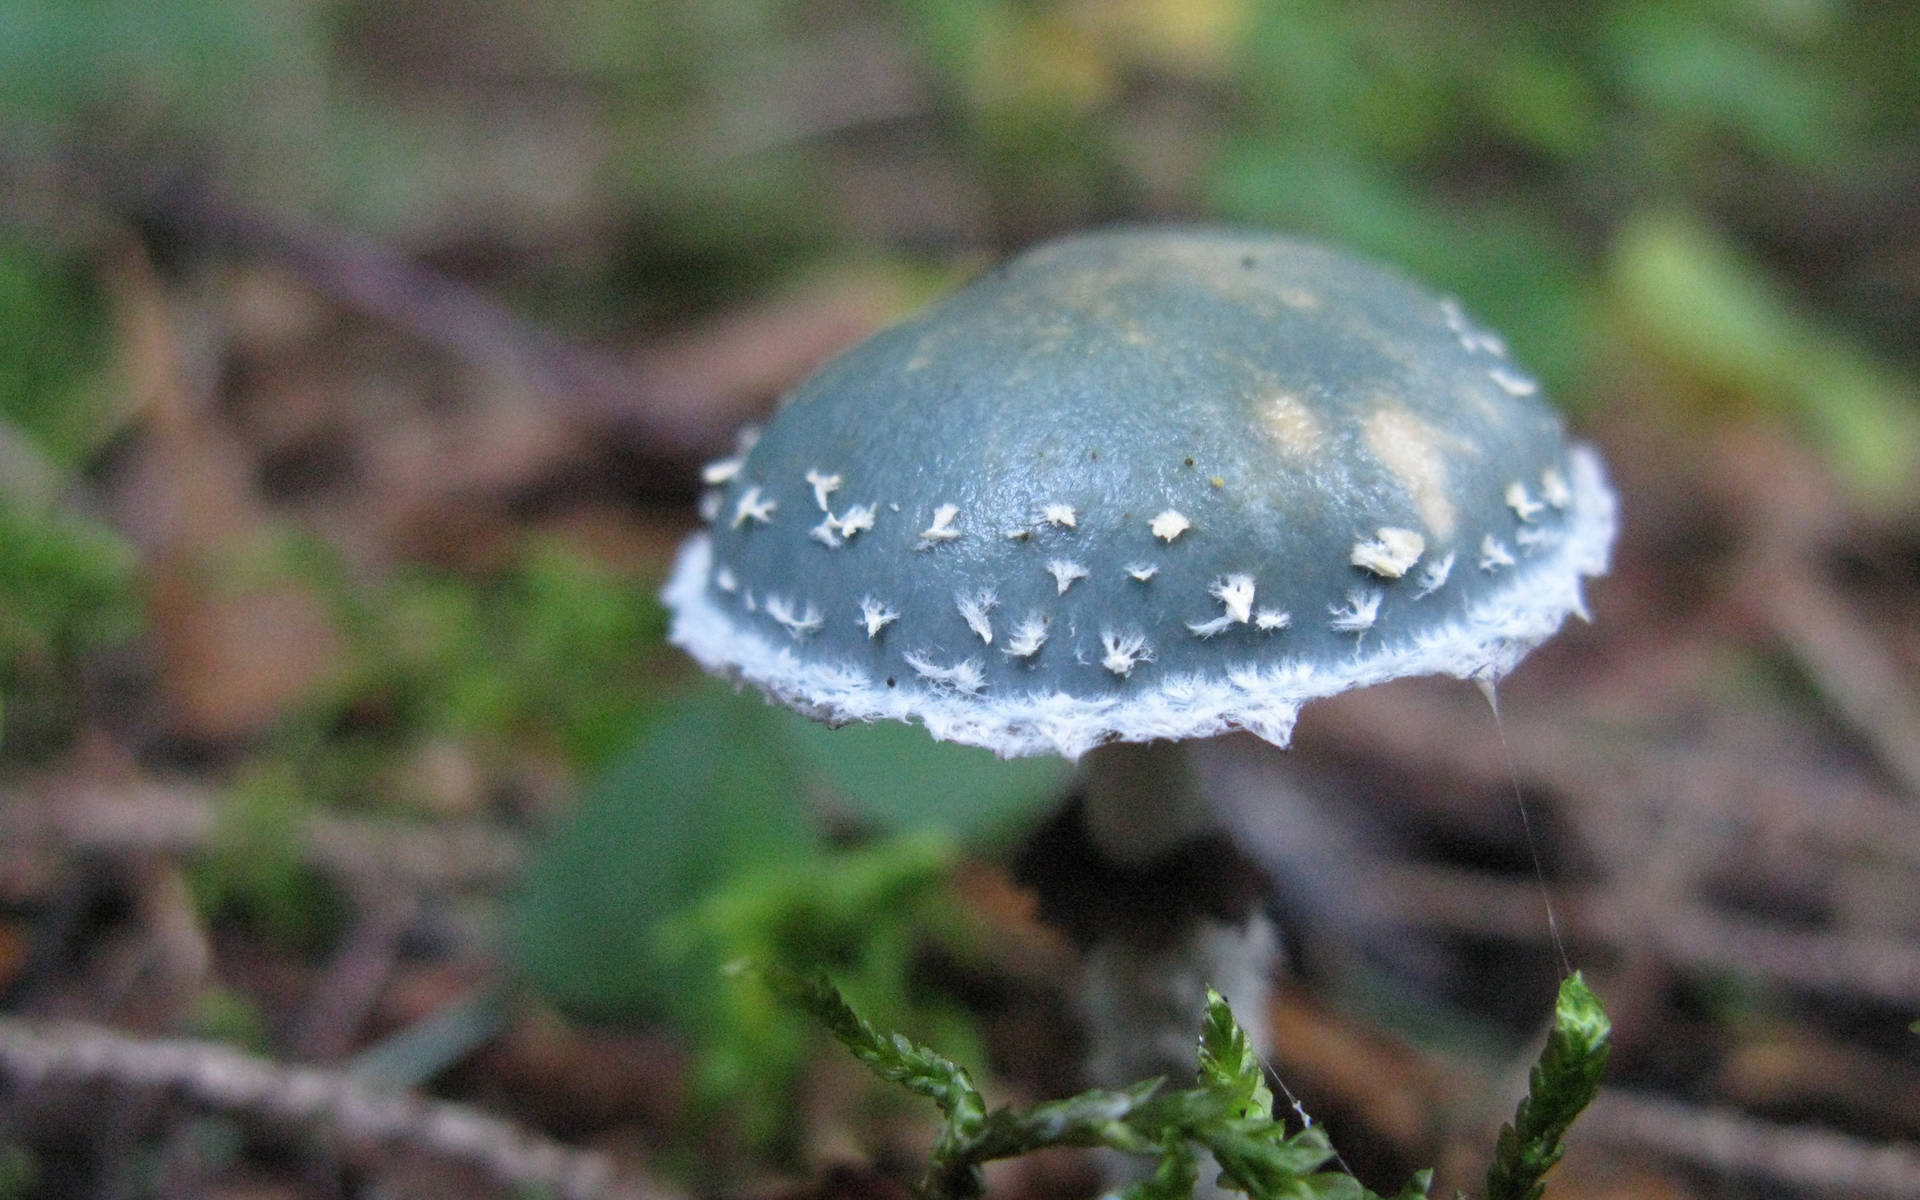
771,968,1609,1200
1482,975,1611,1200
0,500,141,759
236,531,669,813
336,541,671,768
0,239,139,762
79,523,674,973
0,0,320,137
1602,2,1867,174
780,705,1065,841
0,239,113,472
186,762,347,954
512,686,818,1019
186,986,274,1056
1205,1,1604,377
0,0,422,224
1609,209,1920,503
661,832,978,1146
510,681,1067,1146
1205,0,1919,426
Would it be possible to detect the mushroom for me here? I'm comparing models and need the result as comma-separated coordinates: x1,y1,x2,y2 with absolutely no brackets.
663,227,1615,1179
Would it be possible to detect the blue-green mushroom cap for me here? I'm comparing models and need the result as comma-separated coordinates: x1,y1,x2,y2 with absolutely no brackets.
664,227,1615,759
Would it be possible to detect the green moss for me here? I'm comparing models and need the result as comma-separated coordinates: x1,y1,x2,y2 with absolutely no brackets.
0,240,112,472
187,763,348,955
0,500,140,763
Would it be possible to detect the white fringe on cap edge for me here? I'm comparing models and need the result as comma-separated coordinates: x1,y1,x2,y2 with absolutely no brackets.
663,445,1616,760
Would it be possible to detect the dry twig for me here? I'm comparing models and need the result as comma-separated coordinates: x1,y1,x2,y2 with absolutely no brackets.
1585,1090,1920,1199
0,781,526,893
1356,862,1920,1008
1718,431,1920,799
0,1016,678,1200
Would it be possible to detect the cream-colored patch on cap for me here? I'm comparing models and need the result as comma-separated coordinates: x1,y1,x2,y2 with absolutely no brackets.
1351,527,1425,578
1259,391,1323,456
1362,407,1461,539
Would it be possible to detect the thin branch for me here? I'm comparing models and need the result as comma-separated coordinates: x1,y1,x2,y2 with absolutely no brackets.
0,782,526,892
1298,687,1920,869
1742,558,1920,801
1356,862,1920,1007
111,168,904,466
119,170,691,438
1716,427,1920,801
1584,1090,1920,1200
0,1016,678,1200
0,136,876,463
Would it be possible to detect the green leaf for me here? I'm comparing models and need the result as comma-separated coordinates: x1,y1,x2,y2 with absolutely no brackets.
775,708,1066,842
1122,1129,1199,1200
670,830,974,1147
0,501,139,663
0,496,140,764
509,686,816,1017
1386,1169,1434,1200
1198,986,1274,1119
1609,210,1920,503
1202,1123,1345,1197
1483,973,1611,1200
509,675,1011,1148
0,240,113,473
1603,3,1861,170
974,1080,1166,1159
187,764,348,954
762,964,994,1199
769,970,1439,1200
761,965,987,1126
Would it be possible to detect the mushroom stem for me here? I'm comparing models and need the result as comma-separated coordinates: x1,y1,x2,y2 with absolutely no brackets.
1080,898,1279,1096
1077,739,1216,865
1051,740,1281,1191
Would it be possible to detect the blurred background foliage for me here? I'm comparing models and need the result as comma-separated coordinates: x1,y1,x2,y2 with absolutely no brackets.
2,0,1918,1193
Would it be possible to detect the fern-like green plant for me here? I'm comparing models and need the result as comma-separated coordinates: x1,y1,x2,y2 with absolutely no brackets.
1481,974,1610,1200
767,967,1610,1200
